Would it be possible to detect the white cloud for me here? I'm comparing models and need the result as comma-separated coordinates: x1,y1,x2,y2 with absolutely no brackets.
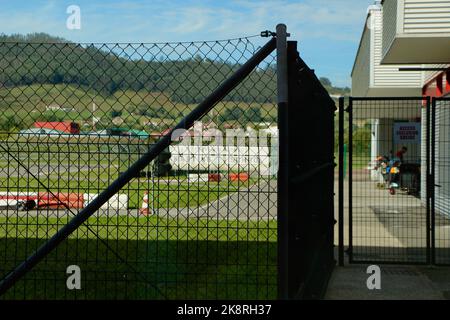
0,0,369,43
165,7,212,34
0,0,371,86
228,0,367,41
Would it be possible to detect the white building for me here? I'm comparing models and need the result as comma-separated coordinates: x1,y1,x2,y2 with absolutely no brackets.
352,0,450,216
381,0,450,65
352,3,423,173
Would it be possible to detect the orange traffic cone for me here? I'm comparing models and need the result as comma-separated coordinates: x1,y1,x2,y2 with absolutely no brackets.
139,191,150,216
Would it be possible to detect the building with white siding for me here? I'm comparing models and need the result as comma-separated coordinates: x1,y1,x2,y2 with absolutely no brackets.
352,4,423,97
383,0,450,216
351,2,422,177
352,0,450,216
381,0,450,64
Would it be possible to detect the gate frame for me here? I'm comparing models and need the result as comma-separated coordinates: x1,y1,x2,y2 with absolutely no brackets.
344,96,432,265
431,96,450,266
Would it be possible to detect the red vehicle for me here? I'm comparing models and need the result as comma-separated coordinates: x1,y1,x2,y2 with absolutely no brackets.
0,192,84,211
34,121,80,134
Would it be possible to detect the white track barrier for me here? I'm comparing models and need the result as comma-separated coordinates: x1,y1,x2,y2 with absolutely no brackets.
0,191,38,197
83,193,128,210
0,191,128,210
187,173,209,183
0,199,19,208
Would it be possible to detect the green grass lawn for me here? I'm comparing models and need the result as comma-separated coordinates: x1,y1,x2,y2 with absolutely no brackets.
0,215,277,299
0,175,259,209
0,136,277,299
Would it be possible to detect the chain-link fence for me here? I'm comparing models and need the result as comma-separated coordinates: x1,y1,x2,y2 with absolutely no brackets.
0,34,278,299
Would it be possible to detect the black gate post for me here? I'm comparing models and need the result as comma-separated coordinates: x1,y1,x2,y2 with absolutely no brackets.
276,23,290,300
425,97,434,264
347,98,353,263
430,97,436,265
338,97,345,266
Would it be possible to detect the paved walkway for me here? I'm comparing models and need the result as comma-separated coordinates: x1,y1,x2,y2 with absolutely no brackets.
326,259,450,300
329,173,450,299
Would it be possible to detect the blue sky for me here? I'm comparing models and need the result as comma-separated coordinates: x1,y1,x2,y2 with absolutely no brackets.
0,0,374,87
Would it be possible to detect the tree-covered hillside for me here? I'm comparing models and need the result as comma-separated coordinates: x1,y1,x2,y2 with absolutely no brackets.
0,33,276,104
0,33,349,104
319,77,350,96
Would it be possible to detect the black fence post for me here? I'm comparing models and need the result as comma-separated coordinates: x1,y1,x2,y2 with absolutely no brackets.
276,23,290,300
338,97,345,266
347,97,353,263
430,97,436,265
426,96,431,264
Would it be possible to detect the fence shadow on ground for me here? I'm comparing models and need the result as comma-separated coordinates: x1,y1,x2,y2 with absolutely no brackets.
0,238,277,299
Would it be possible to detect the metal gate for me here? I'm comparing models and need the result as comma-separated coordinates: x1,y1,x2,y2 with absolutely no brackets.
340,96,450,265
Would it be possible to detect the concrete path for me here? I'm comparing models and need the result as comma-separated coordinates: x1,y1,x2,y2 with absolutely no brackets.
334,177,449,262
330,171,450,299
0,180,277,221
326,262,450,300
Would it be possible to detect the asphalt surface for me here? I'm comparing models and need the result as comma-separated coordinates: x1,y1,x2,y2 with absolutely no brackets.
0,180,278,221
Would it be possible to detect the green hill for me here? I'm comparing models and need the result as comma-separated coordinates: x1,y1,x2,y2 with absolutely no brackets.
319,77,350,96
0,33,346,132
0,33,276,104
0,83,278,132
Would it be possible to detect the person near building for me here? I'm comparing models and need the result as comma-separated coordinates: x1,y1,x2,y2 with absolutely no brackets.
395,146,407,163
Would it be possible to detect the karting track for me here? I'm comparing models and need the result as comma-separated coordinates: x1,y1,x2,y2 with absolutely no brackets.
0,181,277,221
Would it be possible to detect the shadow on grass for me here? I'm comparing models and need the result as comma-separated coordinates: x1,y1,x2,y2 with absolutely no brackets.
0,238,277,300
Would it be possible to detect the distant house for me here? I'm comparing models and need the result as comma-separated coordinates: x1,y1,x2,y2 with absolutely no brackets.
34,121,80,134
260,126,278,137
45,104,62,111
105,127,149,139
126,129,149,139
45,104,75,112
87,130,109,136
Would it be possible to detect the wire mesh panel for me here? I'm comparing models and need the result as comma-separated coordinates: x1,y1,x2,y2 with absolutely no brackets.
0,35,277,299
433,98,450,265
348,97,429,264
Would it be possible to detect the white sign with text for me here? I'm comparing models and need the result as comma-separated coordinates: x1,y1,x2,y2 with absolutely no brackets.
393,122,421,144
